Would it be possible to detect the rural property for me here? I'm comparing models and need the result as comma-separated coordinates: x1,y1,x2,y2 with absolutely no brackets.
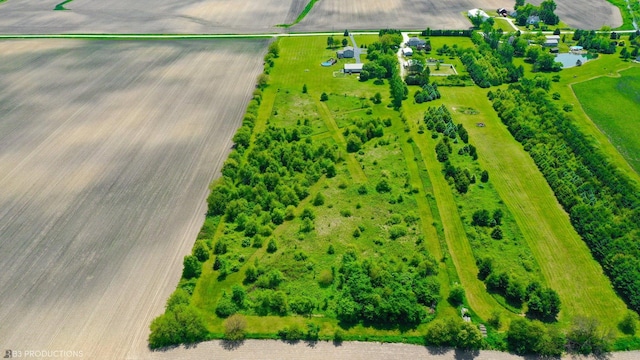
0,1,639,360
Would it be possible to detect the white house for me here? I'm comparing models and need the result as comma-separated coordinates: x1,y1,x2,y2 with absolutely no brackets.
467,9,490,22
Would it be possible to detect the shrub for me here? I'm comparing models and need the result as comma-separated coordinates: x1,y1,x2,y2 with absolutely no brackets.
376,179,391,193
290,296,316,315
471,209,491,226
267,238,278,253
215,295,237,318
327,244,335,254
224,314,247,341
244,265,258,284
278,324,304,341
448,285,466,306
302,84,308,93
320,92,329,101
357,185,368,194
340,209,352,217
389,225,407,239
334,329,345,343
352,228,361,238
192,240,209,262
312,192,325,206
491,226,503,239
182,255,202,279
480,170,489,183
619,311,638,335
148,305,207,349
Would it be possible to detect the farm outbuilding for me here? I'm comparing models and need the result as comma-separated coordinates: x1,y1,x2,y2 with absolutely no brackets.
406,37,427,48
344,63,363,73
337,46,354,59
467,9,490,22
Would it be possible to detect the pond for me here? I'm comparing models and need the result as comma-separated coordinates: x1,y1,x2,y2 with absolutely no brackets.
555,53,591,68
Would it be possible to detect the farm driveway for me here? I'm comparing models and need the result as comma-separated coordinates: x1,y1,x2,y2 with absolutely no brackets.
0,39,266,360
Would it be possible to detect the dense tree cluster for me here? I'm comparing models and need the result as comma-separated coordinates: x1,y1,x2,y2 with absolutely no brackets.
148,289,208,349
343,118,386,152
414,83,440,103
335,250,439,327
515,0,559,26
573,30,617,54
424,317,483,349
490,79,640,314
460,35,523,87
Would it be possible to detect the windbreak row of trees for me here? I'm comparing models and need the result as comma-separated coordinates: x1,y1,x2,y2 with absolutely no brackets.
489,79,640,314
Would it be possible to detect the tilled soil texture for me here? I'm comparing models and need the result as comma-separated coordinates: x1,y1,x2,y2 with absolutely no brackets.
0,0,306,34
294,0,507,31
0,39,266,360
529,0,622,29
143,339,640,360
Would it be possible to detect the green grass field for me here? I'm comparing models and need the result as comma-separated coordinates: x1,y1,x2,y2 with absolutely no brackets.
157,34,640,350
572,67,640,174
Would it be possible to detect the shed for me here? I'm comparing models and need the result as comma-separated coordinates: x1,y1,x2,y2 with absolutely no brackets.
544,39,559,47
337,46,355,59
468,9,490,22
546,35,561,41
497,8,508,17
344,63,363,73
402,47,413,56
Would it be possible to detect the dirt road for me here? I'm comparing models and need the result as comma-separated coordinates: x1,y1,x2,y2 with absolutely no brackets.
0,39,266,359
137,339,640,360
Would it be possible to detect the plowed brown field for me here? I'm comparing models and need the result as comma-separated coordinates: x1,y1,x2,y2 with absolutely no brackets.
0,39,266,359
529,0,622,29
0,0,306,34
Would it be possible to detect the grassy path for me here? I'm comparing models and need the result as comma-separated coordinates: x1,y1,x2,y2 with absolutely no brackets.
444,87,628,329
406,115,502,321
400,140,458,318
316,99,367,183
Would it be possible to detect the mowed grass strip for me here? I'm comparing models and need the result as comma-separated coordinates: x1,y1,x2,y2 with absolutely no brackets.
572,66,640,174
407,111,504,321
442,86,628,330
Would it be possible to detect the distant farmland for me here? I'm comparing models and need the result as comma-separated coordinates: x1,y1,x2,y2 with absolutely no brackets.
0,39,266,359
573,67,640,174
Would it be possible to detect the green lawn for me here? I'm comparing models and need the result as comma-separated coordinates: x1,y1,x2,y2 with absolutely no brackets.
572,67,640,174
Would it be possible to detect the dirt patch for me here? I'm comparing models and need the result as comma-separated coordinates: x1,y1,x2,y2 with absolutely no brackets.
0,39,266,359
